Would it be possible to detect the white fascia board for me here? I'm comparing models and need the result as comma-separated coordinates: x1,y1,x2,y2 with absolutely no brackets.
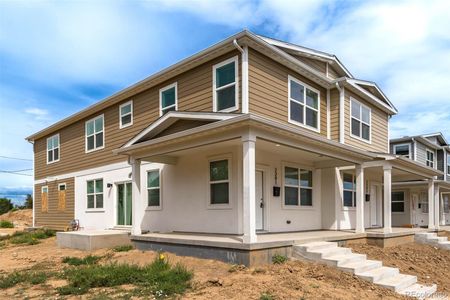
345,80,397,114
348,78,397,112
123,111,240,148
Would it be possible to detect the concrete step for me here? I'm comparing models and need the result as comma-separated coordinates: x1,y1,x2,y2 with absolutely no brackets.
323,253,367,267
415,232,436,237
294,241,338,252
427,236,447,243
356,266,399,283
338,259,382,274
438,241,450,250
376,274,417,292
399,283,437,298
305,247,351,260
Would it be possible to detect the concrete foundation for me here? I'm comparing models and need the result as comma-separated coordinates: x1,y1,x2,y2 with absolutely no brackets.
57,230,131,251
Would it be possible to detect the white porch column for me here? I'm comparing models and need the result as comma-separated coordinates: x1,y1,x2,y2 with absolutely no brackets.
242,133,256,243
355,165,365,233
131,158,142,236
434,184,440,229
440,190,446,226
428,179,435,230
383,165,392,233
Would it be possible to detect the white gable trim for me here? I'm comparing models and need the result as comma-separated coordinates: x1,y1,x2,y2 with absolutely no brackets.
345,79,397,114
347,79,397,114
123,111,240,148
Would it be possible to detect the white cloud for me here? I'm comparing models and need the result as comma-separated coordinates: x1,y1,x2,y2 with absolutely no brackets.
25,108,49,120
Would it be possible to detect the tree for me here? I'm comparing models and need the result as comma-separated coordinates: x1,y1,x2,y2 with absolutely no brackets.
0,198,13,215
25,194,33,209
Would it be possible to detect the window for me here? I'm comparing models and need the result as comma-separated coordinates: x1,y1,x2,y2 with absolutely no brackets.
58,183,66,211
284,166,313,207
343,173,356,207
393,144,410,158
47,134,60,163
392,191,405,212
420,192,428,213
41,186,48,212
213,57,238,112
443,194,449,214
86,115,104,152
159,83,177,115
426,149,434,168
87,179,103,209
147,170,161,207
350,98,371,142
119,101,133,128
209,159,230,205
447,154,450,174
288,76,320,131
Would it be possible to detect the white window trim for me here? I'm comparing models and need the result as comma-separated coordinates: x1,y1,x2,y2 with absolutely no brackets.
86,178,104,210
393,143,411,159
392,190,405,214
58,183,66,191
41,186,48,194
119,100,133,129
287,75,321,133
281,162,315,210
85,114,105,153
349,97,372,144
207,154,232,209
426,148,435,169
46,134,60,164
159,83,178,116
146,169,162,211
447,153,450,175
342,172,356,210
213,56,239,113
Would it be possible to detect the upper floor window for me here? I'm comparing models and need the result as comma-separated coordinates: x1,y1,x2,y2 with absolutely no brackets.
350,99,371,142
209,159,230,205
47,134,60,164
392,191,405,212
87,179,103,209
426,149,434,168
213,57,238,112
160,83,177,116
147,170,161,208
447,154,450,174
85,115,104,152
393,144,410,158
284,166,313,207
288,76,319,131
343,173,356,207
119,101,133,128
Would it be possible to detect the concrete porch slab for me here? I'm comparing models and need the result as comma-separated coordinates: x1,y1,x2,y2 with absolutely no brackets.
57,230,131,251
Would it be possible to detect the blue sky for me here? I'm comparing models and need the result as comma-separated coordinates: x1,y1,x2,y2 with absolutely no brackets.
1,0,449,191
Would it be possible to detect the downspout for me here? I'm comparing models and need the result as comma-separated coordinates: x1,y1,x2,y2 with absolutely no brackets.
26,139,36,228
335,82,345,144
326,89,330,139
412,138,417,161
233,39,249,114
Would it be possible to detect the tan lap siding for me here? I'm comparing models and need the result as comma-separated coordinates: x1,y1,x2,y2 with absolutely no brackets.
329,89,340,141
344,90,389,152
34,51,241,180
248,49,327,137
35,178,75,230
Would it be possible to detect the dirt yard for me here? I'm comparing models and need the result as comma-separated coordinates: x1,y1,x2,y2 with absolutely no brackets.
0,209,32,235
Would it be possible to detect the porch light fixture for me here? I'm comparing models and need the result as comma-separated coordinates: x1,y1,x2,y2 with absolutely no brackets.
107,183,113,188
275,144,281,147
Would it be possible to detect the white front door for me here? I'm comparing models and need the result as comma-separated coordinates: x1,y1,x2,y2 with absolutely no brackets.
415,192,429,227
255,170,264,231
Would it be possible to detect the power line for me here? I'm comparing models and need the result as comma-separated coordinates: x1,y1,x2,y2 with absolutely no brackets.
0,170,33,176
0,155,32,162
0,169,33,172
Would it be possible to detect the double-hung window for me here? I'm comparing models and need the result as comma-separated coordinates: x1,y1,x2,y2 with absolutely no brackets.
147,170,161,207
284,166,313,207
393,144,410,158
426,149,434,168
288,76,319,131
213,57,238,112
420,192,428,213
119,101,133,128
209,159,230,205
160,83,177,115
351,99,371,142
86,115,104,152
47,134,60,163
87,179,103,209
343,173,356,207
391,191,405,212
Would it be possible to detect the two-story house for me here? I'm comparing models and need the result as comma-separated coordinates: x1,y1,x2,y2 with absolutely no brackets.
26,30,442,253
390,133,450,227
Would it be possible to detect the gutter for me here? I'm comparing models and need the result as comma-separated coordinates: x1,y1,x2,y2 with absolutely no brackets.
233,40,249,114
335,82,345,144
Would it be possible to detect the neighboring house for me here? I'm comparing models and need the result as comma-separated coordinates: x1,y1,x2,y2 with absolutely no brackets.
390,133,450,227
26,30,443,245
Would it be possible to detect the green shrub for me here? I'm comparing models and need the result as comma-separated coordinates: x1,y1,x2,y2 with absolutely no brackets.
0,198,13,215
112,244,133,252
0,220,14,228
272,254,288,264
58,256,192,297
260,292,274,300
9,229,56,245
0,271,49,289
62,255,102,266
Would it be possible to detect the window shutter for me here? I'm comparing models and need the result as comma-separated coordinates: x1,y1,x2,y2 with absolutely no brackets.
58,189,66,211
